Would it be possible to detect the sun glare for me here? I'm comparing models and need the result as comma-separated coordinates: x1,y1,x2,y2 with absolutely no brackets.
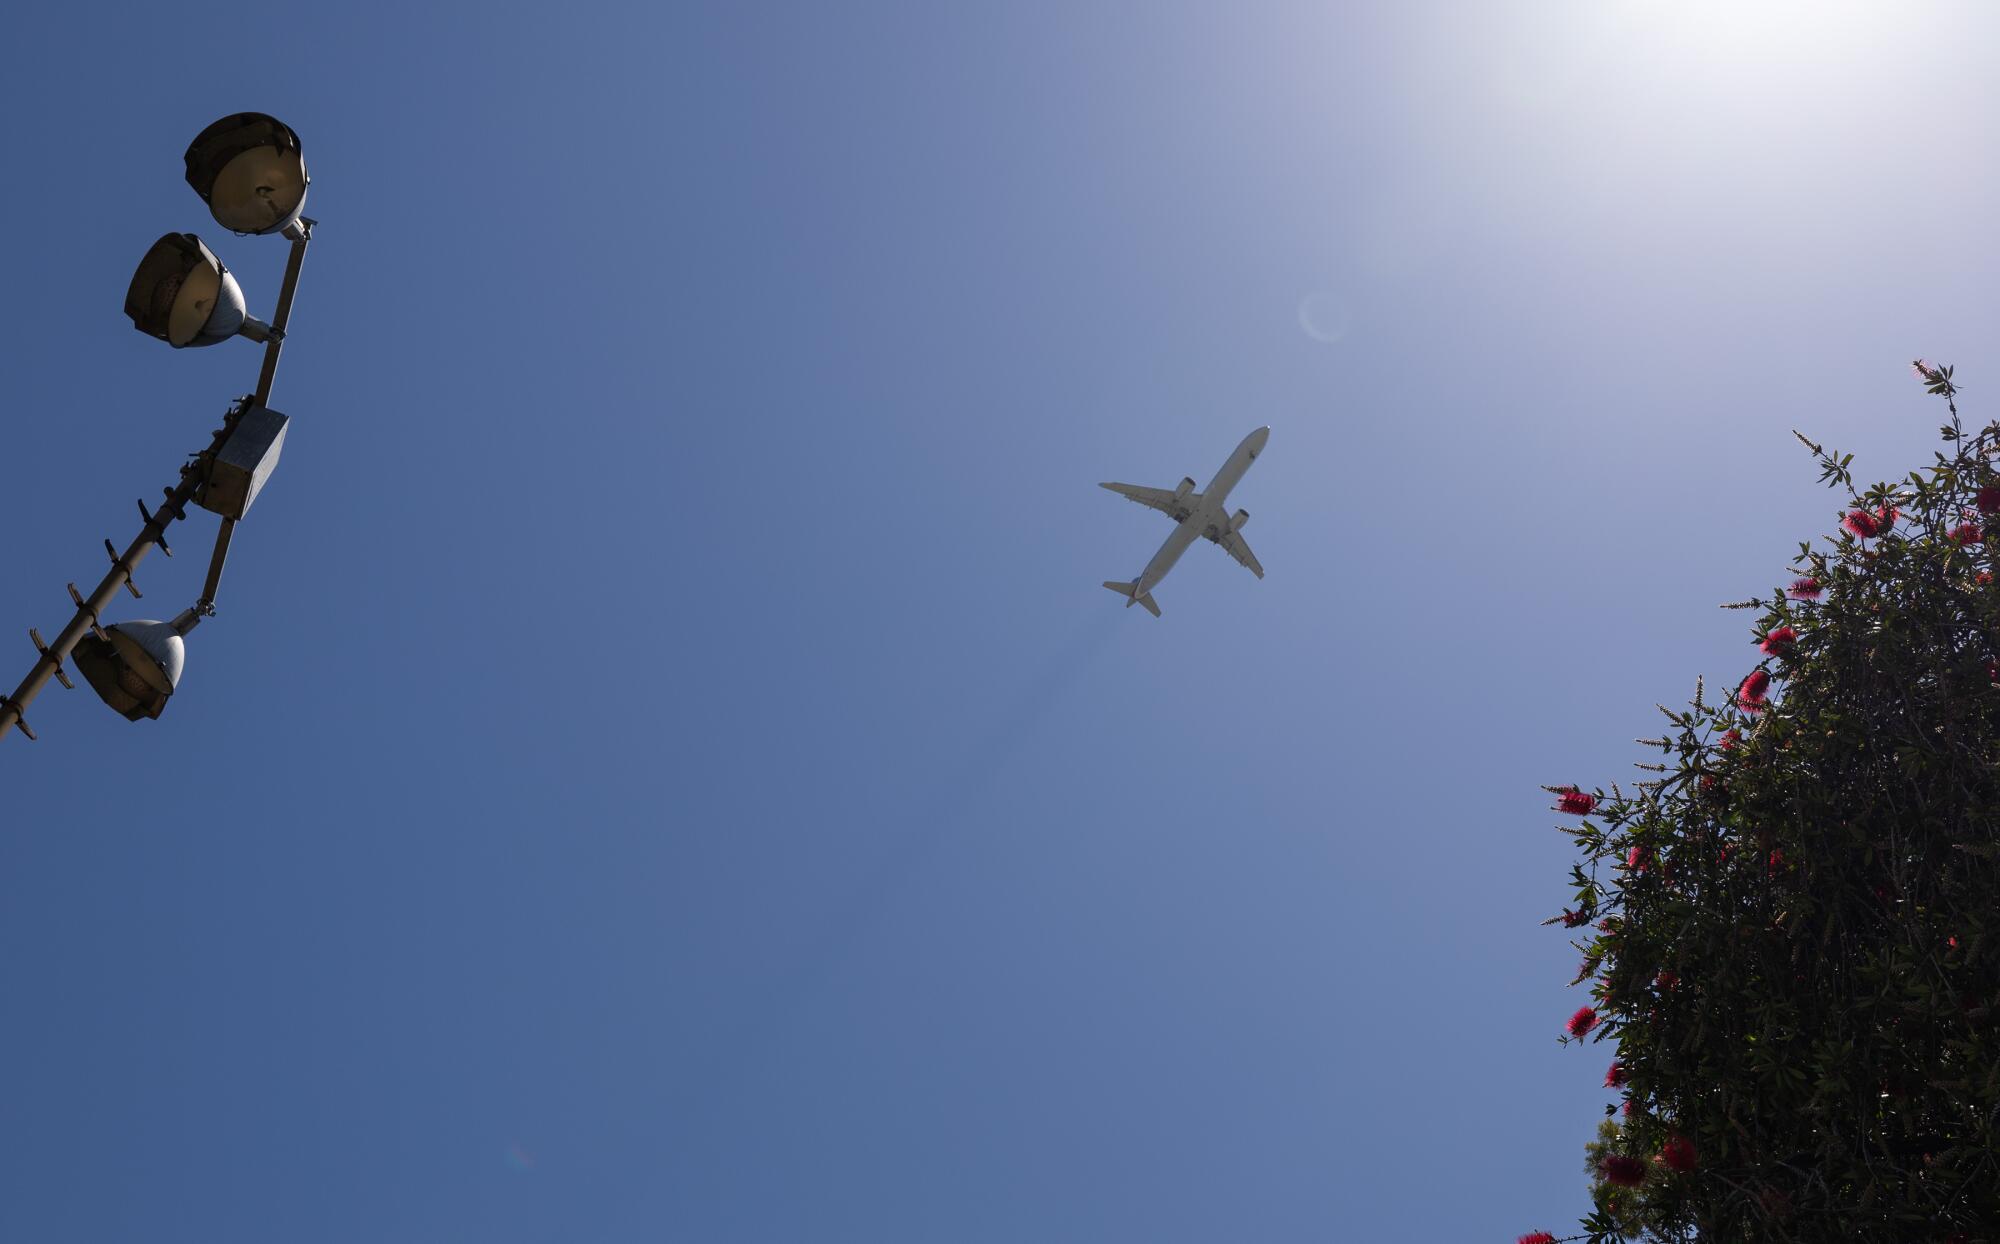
1620,0,1884,74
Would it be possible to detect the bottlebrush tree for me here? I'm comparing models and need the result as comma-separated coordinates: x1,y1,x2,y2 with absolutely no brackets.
1533,363,2000,1243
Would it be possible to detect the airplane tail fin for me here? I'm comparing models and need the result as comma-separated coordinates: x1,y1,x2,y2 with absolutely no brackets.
1101,580,1162,618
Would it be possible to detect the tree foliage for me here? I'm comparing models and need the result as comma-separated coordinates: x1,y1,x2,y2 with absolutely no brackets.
1541,364,1999,1242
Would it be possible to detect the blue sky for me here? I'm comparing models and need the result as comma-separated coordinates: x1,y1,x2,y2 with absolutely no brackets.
4,4,1998,1240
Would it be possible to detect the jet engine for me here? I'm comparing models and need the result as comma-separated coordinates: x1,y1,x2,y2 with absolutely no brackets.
1174,476,1196,498
1231,508,1249,532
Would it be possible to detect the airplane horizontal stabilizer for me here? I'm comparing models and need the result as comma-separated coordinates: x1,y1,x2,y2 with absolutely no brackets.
1101,580,1162,618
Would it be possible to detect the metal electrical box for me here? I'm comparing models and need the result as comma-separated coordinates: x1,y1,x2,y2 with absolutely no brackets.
196,404,288,519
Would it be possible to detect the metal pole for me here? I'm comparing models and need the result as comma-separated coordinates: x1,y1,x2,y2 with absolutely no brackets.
0,220,314,744
197,519,235,614
193,217,312,613
253,219,312,407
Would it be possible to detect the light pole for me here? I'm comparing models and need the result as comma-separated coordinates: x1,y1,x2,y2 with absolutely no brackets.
0,113,315,744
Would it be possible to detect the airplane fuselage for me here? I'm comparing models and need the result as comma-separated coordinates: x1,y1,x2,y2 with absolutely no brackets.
1133,426,1268,599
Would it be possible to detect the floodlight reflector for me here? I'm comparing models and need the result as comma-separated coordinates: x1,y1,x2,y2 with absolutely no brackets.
71,610,201,721
125,233,257,348
184,113,309,235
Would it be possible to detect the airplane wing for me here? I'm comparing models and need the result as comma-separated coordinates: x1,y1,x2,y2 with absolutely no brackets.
1214,529,1264,579
1099,481,1199,522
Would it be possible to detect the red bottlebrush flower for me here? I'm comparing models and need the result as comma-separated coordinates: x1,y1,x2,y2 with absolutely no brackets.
1788,576,1822,600
1985,661,1999,684
1738,669,1771,713
1658,1135,1698,1173
1626,845,1651,872
1517,1234,1557,1244
1599,1154,1648,1187
1767,848,1786,876
1560,907,1589,928
1622,1098,1636,1117
1656,969,1680,990
1842,509,1883,539
1980,571,1996,587
1605,1061,1628,1088
1556,788,1598,815
1566,1005,1599,1037
1759,626,1797,657
1719,728,1742,752
1951,522,1984,544
1978,485,2000,515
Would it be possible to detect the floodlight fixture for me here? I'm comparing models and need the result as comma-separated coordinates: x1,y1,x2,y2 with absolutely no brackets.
124,233,271,348
184,112,309,236
70,609,202,722
0,111,323,748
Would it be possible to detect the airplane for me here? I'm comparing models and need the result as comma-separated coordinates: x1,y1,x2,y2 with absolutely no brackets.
1099,426,1268,617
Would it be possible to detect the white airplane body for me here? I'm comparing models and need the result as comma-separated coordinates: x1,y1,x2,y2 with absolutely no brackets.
1100,426,1268,617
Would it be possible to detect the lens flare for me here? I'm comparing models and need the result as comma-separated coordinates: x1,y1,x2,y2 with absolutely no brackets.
1297,291,1352,343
